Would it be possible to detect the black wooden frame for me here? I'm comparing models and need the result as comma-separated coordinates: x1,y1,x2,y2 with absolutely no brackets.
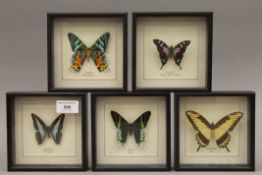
132,12,213,92
174,91,255,171
6,92,87,171
47,13,128,92
91,92,171,171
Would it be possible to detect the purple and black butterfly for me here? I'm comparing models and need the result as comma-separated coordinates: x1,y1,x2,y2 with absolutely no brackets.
153,39,191,70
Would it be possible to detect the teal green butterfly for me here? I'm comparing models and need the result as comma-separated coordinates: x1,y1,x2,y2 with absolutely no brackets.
68,32,110,72
111,111,151,144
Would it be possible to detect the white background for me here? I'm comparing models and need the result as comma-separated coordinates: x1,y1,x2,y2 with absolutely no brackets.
0,0,262,174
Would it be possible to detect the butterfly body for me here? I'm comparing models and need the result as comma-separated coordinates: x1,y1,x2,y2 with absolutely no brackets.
111,111,151,144
68,32,110,72
153,39,190,69
186,110,243,152
31,113,65,145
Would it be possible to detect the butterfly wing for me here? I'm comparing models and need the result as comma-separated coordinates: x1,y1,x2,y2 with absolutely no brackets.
31,113,48,144
153,39,170,69
173,40,190,69
132,111,151,144
49,114,65,144
111,111,130,144
68,33,87,72
185,110,212,151
213,112,243,152
90,32,110,72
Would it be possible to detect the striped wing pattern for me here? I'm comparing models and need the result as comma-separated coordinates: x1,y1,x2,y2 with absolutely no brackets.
68,33,87,72
91,32,110,72
153,39,190,69
31,113,65,144
68,32,110,72
111,111,151,144
186,110,243,152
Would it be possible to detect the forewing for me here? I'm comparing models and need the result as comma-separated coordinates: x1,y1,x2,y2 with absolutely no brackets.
132,111,151,144
111,111,129,144
173,40,190,69
50,114,65,144
214,112,243,149
68,33,87,52
31,113,48,144
153,39,170,69
91,32,110,53
185,110,212,149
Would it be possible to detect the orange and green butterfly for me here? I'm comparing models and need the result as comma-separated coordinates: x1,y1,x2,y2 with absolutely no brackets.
68,32,110,72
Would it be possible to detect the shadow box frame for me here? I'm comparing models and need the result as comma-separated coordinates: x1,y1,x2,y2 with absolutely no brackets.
91,92,171,171
47,13,128,92
132,12,213,92
6,92,87,171
174,91,255,171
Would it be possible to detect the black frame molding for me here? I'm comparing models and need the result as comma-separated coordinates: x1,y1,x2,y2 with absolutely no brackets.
91,92,171,171
47,13,128,92
6,92,88,171
132,12,213,92
174,91,255,171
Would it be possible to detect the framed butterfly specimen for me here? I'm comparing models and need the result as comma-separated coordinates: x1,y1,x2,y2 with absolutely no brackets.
31,113,65,144
68,32,110,72
111,111,151,144
153,39,190,70
174,92,255,171
6,92,87,171
133,12,212,92
91,92,171,171
48,13,127,92
185,110,243,152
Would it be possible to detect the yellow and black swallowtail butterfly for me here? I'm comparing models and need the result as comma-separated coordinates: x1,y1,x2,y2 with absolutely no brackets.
186,110,243,152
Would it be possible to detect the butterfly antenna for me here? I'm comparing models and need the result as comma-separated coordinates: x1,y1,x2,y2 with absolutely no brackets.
160,65,164,70
197,145,201,152
225,146,230,152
